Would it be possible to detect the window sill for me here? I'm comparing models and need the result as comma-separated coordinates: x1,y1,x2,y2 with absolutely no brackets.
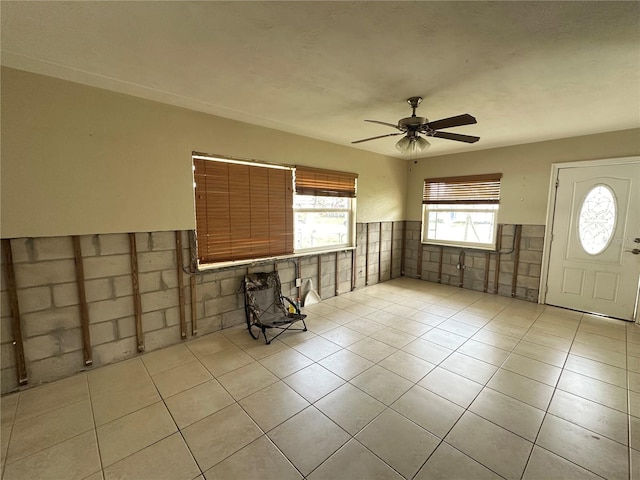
196,246,357,273
422,241,497,252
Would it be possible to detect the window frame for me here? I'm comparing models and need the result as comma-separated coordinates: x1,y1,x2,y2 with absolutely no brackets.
293,166,358,254
192,154,294,267
421,173,502,250
293,195,356,253
192,154,358,268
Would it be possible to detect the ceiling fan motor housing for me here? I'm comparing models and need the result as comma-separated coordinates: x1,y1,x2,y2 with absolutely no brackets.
398,116,427,130
400,97,427,130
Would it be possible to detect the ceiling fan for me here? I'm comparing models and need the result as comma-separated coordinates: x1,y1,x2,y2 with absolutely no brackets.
352,97,480,155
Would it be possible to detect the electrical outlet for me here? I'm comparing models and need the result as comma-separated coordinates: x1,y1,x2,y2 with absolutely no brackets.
295,278,302,287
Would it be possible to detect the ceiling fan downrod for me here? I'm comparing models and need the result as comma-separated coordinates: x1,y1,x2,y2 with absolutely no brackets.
407,96,423,117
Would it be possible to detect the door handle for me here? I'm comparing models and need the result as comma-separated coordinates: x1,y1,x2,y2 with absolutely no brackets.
626,248,640,255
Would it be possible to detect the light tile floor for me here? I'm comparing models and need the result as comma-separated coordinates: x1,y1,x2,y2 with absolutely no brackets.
2,277,640,479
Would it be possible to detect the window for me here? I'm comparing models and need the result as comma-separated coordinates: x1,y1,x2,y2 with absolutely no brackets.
422,173,502,249
294,166,357,252
193,155,293,264
578,184,616,255
193,155,356,266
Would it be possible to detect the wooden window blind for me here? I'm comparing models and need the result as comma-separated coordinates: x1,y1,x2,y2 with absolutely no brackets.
423,173,502,205
295,166,358,197
194,158,293,264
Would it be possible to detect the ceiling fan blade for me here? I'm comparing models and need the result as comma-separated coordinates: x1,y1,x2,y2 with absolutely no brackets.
426,114,477,130
364,119,402,130
351,132,403,144
351,132,403,143
432,131,480,143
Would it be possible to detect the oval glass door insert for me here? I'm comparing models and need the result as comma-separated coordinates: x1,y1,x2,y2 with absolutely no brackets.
578,185,616,255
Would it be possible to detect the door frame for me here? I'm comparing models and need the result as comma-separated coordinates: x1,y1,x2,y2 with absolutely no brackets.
539,156,640,321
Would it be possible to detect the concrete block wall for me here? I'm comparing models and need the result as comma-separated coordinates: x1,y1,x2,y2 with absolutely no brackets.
2,236,84,392
1,222,403,393
353,222,404,290
403,221,422,279
1,252,17,392
0,232,195,394
404,222,544,303
494,225,545,301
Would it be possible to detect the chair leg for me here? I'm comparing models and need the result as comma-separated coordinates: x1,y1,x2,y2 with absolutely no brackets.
262,326,270,345
247,322,260,340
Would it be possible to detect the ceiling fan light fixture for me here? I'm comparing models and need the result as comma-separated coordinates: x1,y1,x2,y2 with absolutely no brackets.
416,135,431,151
396,135,430,155
395,136,411,152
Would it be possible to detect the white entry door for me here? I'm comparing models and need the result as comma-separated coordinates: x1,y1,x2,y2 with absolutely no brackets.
545,160,640,321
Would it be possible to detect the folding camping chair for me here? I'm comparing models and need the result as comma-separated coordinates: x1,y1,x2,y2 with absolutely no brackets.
243,271,307,344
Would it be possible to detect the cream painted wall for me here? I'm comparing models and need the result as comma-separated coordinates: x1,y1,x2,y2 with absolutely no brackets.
405,129,640,224
4,67,638,238
1,67,406,238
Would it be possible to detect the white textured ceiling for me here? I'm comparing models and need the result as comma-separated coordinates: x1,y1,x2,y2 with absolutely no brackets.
2,1,639,159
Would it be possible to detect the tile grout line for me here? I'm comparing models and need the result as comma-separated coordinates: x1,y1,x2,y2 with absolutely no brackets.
627,321,632,480
394,295,526,480
175,291,617,477
84,373,105,480
517,309,580,479
523,311,614,480
4,374,103,478
3,378,99,473
432,298,543,477
139,355,207,480
298,311,432,480
175,331,334,479
260,299,449,479
401,299,626,478
1,384,22,479
4,279,633,479
85,361,187,477
283,317,396,478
